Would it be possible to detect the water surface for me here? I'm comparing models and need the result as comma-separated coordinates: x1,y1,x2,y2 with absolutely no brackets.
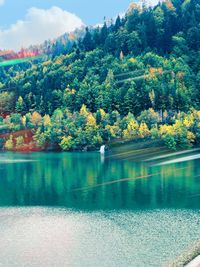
1,151,200,266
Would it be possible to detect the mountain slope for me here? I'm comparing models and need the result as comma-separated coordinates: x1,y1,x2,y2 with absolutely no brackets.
0,0,200,151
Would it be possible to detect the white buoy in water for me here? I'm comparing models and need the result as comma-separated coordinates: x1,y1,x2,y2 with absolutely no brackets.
100,145,105,154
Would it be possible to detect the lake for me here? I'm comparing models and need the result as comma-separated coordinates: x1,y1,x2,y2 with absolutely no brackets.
1,150,200,266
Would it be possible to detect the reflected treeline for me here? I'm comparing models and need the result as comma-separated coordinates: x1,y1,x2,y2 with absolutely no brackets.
0,152,200,210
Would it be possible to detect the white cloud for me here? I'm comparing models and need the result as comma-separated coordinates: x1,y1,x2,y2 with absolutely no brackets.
0,6,84,50
0,0,5,6
137,0,163,7
147,0,163,6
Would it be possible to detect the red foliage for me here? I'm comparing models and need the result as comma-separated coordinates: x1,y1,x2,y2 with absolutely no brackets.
0,50,13,56
0,112,11,118
0,48,41,61
0,129,46,152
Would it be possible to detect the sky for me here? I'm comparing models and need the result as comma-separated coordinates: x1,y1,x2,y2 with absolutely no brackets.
0,0,159,50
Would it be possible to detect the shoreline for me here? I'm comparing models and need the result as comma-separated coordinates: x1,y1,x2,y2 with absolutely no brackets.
168,241,200,267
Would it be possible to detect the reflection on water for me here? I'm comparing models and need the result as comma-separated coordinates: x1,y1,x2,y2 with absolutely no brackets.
0,151,200,209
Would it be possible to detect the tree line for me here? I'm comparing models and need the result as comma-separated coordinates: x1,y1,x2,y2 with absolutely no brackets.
1,107,200,151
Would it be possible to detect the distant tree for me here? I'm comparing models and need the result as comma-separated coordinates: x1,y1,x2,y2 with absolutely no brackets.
114,15,122,31
15,96,25,113
82,27,94,51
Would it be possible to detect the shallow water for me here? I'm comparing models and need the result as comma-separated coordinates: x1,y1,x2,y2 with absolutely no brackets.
1,208,200,267
1,151,200,266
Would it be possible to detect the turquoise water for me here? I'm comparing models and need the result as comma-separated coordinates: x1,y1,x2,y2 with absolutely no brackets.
1,151,200,266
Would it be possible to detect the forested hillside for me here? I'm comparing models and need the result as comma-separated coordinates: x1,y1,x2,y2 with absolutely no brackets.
0,0,200,151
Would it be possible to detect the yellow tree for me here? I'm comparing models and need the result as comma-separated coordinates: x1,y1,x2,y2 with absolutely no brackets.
60,136,74,151
139,122,150,138
43,114,51,127
4,135,14,150
87,113,96,126
80,104,89,117
123,119,139,140
21,116,26,127
99,108,106,119
31,111,42,126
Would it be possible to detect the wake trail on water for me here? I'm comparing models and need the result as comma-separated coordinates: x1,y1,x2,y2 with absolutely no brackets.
145,148,200,162
153,154,200,166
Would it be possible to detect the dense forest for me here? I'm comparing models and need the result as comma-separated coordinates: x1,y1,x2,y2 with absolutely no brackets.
0,0,200,151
